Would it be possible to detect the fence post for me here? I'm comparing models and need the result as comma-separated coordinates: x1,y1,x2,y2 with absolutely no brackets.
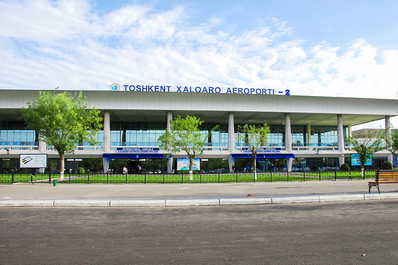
287,170,289,182
49,172,52,184
163,173,165,184
88,171,90,184
181,172,184,184
218,172,220,183
144,173,147,184
12,173,14,184
126,173,128,184
319,170,321,181
200,172,202,184
334,170,337,181
236,172,238,183
303,170,305,182
107,173,109,184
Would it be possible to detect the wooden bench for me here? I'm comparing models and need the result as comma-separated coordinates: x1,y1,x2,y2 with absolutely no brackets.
368,170,398,193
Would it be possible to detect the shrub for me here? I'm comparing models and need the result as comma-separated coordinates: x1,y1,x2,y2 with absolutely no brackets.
340,163,350,171
381,161,393,170
78,167,86,174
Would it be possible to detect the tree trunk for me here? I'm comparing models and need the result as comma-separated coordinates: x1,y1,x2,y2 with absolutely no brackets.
361,166,365,178
60,153,65,181
189,157,194,181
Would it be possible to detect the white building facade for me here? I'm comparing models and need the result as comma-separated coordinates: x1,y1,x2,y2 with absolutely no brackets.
0,89,397,173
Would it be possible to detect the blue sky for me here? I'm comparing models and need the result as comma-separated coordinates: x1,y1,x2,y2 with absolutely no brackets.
0,0,397,126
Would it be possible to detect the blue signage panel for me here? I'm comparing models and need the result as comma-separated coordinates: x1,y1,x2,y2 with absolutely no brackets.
177,158,200,171
351,154,372,166
116,147,159,153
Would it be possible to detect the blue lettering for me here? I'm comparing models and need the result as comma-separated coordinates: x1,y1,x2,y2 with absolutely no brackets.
215,87,221,93
238,88,243,94
226,87,231,93
256,88,261,94
123,85,129,91
202,87,208,93
195,86,201,93
183,86,189,92
262,89,267,95
129,85,135,91
250,88,255,94
268,89,274,95
244,88,249,94
177,86,182,92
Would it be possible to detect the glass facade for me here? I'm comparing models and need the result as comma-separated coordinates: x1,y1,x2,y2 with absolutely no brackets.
310,126,338,146
0,121,37,146
109,122,228,147
0,120,346,150
200,123,228,147
110,122,167,147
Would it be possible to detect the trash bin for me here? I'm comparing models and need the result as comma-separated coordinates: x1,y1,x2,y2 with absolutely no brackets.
53,180,57,186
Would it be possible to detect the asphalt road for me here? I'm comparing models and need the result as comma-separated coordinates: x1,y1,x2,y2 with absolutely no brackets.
1,201,398,264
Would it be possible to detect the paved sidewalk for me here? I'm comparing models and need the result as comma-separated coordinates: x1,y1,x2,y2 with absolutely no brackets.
1,180,398,207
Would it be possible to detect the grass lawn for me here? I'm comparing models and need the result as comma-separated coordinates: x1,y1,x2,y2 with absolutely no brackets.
0,170,376,184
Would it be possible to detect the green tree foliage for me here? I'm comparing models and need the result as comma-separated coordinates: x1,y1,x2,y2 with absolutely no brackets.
237,123,270,179
381,161,393,170
347,130,385,176
20,91,103,180
158,115,217,180
386,130,398,157
340,163,350,171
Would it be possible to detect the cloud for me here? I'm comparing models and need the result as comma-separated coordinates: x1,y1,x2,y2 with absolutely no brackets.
0,0,397,100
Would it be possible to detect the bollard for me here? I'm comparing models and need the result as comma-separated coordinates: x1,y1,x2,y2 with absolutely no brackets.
53,179,57,186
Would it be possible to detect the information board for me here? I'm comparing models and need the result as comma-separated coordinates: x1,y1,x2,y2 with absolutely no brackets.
20,154,48,168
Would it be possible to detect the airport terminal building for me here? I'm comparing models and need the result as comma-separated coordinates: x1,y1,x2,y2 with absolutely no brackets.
0,87,397,173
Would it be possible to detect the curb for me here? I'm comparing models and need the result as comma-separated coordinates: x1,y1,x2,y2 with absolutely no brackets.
1,193,398,207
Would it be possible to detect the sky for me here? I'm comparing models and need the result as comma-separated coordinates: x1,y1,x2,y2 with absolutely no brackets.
0,0,398,127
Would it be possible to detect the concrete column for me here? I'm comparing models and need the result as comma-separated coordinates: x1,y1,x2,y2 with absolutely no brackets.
38,140,46,153
167,112,173,131
385,116,393,164
307,124,311,147
337,114,345,166
348,125,352,138
103,111,111,173
228,113,235,152
103,111,111,153
285,113,292,172
103,158,110,173
166,112,173,173
228,113,235,173
38,140,47,173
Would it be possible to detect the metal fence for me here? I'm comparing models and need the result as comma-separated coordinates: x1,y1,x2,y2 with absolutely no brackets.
0,170,376,184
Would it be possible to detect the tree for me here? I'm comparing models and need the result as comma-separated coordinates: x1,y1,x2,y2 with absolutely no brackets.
158,115,217,180
387,130,398,157
237,123,270,180
347,130,385,177
21,90,103,180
